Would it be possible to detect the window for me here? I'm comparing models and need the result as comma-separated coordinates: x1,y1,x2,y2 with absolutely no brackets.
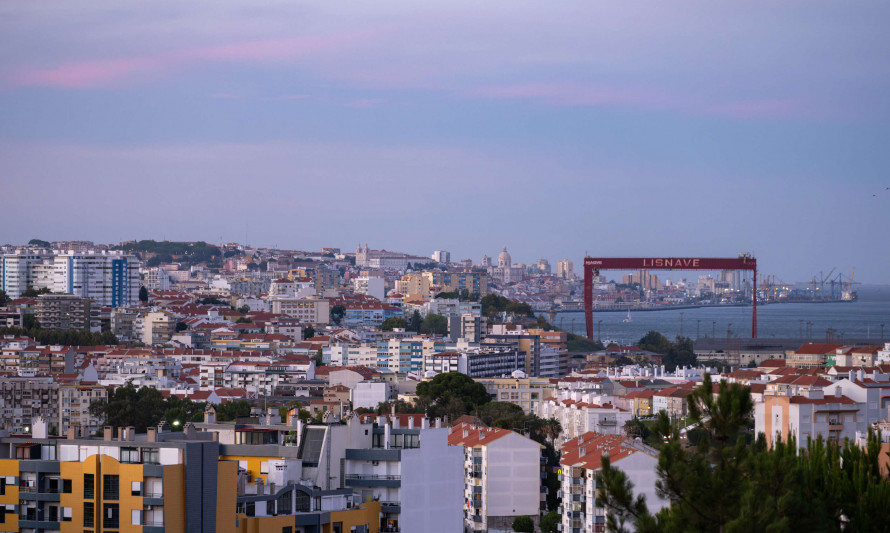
84,502,95,527
283,528,293,533
0,478,4,496
103,475,119,500
61,506,72,522
131,481,142,496
103,503,119,528
246,501,255,517
132,509,143,526
120,447,139,463
333,523,343,533
141,448,159,464
84,474,95,499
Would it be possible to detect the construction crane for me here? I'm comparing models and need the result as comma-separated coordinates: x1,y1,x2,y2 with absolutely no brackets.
819,268,836,300
842,267,858,301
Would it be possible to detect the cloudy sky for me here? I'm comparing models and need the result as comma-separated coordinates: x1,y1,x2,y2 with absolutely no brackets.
1,1,888,282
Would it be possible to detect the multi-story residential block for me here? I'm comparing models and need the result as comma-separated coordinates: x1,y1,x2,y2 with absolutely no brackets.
143,310,175,346
345,415,464,533
539,397,633,442
270,297,330,325
35,294,91,331
475,375,557,415
557,259,574,280
449,423,543,532
423,344,524,378
0,376,59,434
431,250,451,264
558,432,665,533
0,250,49,299
110,307,146,344
786,343,844,370
755,387,864,448
58,382,107,436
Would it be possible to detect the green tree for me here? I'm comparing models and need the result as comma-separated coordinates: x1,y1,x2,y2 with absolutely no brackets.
303,326,316,340
416,372,490,418
28,238,51,247
408,310,423,332
594,374,890,533
237,305,250,314
312,348,324,367
435,291,460,299
540,510,560,533
215,400,253,422
512,515,534,532
380,317,407,331
139,286,149,303
420,313,448,335
21,286,52,297
331,305,346,326
0,289,10,307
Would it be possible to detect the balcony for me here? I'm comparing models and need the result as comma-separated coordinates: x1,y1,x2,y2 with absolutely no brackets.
344,474,401,487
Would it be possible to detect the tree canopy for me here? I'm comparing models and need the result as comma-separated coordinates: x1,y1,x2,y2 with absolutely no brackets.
480,294,535,319
331,305,346,326
416,372,490,420
637,331,696,371
595,374,890,533
89,384,205,433
419,313,448,335
380,317,407,331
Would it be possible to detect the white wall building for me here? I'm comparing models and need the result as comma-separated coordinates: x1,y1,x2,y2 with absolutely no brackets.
449,424,543,532
559,432,666,533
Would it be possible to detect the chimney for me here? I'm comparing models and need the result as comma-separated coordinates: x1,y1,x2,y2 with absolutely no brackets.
127,427,136,441
204,405,217,424
435,417,442,429
421,417,429,430
103,426,112,441
835,387,842,398
392,416,400,429
147,427,157,443
407,417,415,429
117,427,124,441
377,416,385,427
384,421,391,450
463,429,469,438
183,422,196,438
67,427,75,440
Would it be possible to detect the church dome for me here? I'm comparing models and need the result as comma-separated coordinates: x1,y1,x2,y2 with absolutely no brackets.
498,246,511,268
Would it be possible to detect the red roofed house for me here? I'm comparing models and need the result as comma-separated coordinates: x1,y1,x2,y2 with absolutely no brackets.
448,423,543,532
786,343,844,369
559,432,666,533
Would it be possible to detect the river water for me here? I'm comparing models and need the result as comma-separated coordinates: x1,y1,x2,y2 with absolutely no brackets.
545,286,890,345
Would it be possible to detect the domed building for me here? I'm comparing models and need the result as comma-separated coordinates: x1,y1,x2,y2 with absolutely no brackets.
497,246,511,269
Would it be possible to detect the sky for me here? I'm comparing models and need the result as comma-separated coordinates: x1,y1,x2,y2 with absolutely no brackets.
1,1,888,283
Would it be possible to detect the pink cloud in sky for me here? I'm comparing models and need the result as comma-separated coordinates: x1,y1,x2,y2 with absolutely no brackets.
470,82,807,120
7,32,378,89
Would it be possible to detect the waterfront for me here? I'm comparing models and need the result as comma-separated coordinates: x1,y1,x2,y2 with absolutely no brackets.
547,286,890,345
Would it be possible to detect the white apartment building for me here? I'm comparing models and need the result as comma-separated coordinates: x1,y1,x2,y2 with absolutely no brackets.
431,250,451,263
345,417,464,533
269,296,330,324
352,276,385,300
557,259,574,280
0,250,140,307
559,432,666,533
449,423,543,532
539,396,633,442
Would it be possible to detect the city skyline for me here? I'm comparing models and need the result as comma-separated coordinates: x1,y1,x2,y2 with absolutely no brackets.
2,1,889,283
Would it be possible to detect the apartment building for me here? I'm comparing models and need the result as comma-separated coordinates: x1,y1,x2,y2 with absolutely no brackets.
475,376,557,415
344,416,463,533
448,423,543,532
143,310,175,346
539,397,633,442
270,297,330,325
35,294,91,331
556,260,574,280
558,432,665,533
